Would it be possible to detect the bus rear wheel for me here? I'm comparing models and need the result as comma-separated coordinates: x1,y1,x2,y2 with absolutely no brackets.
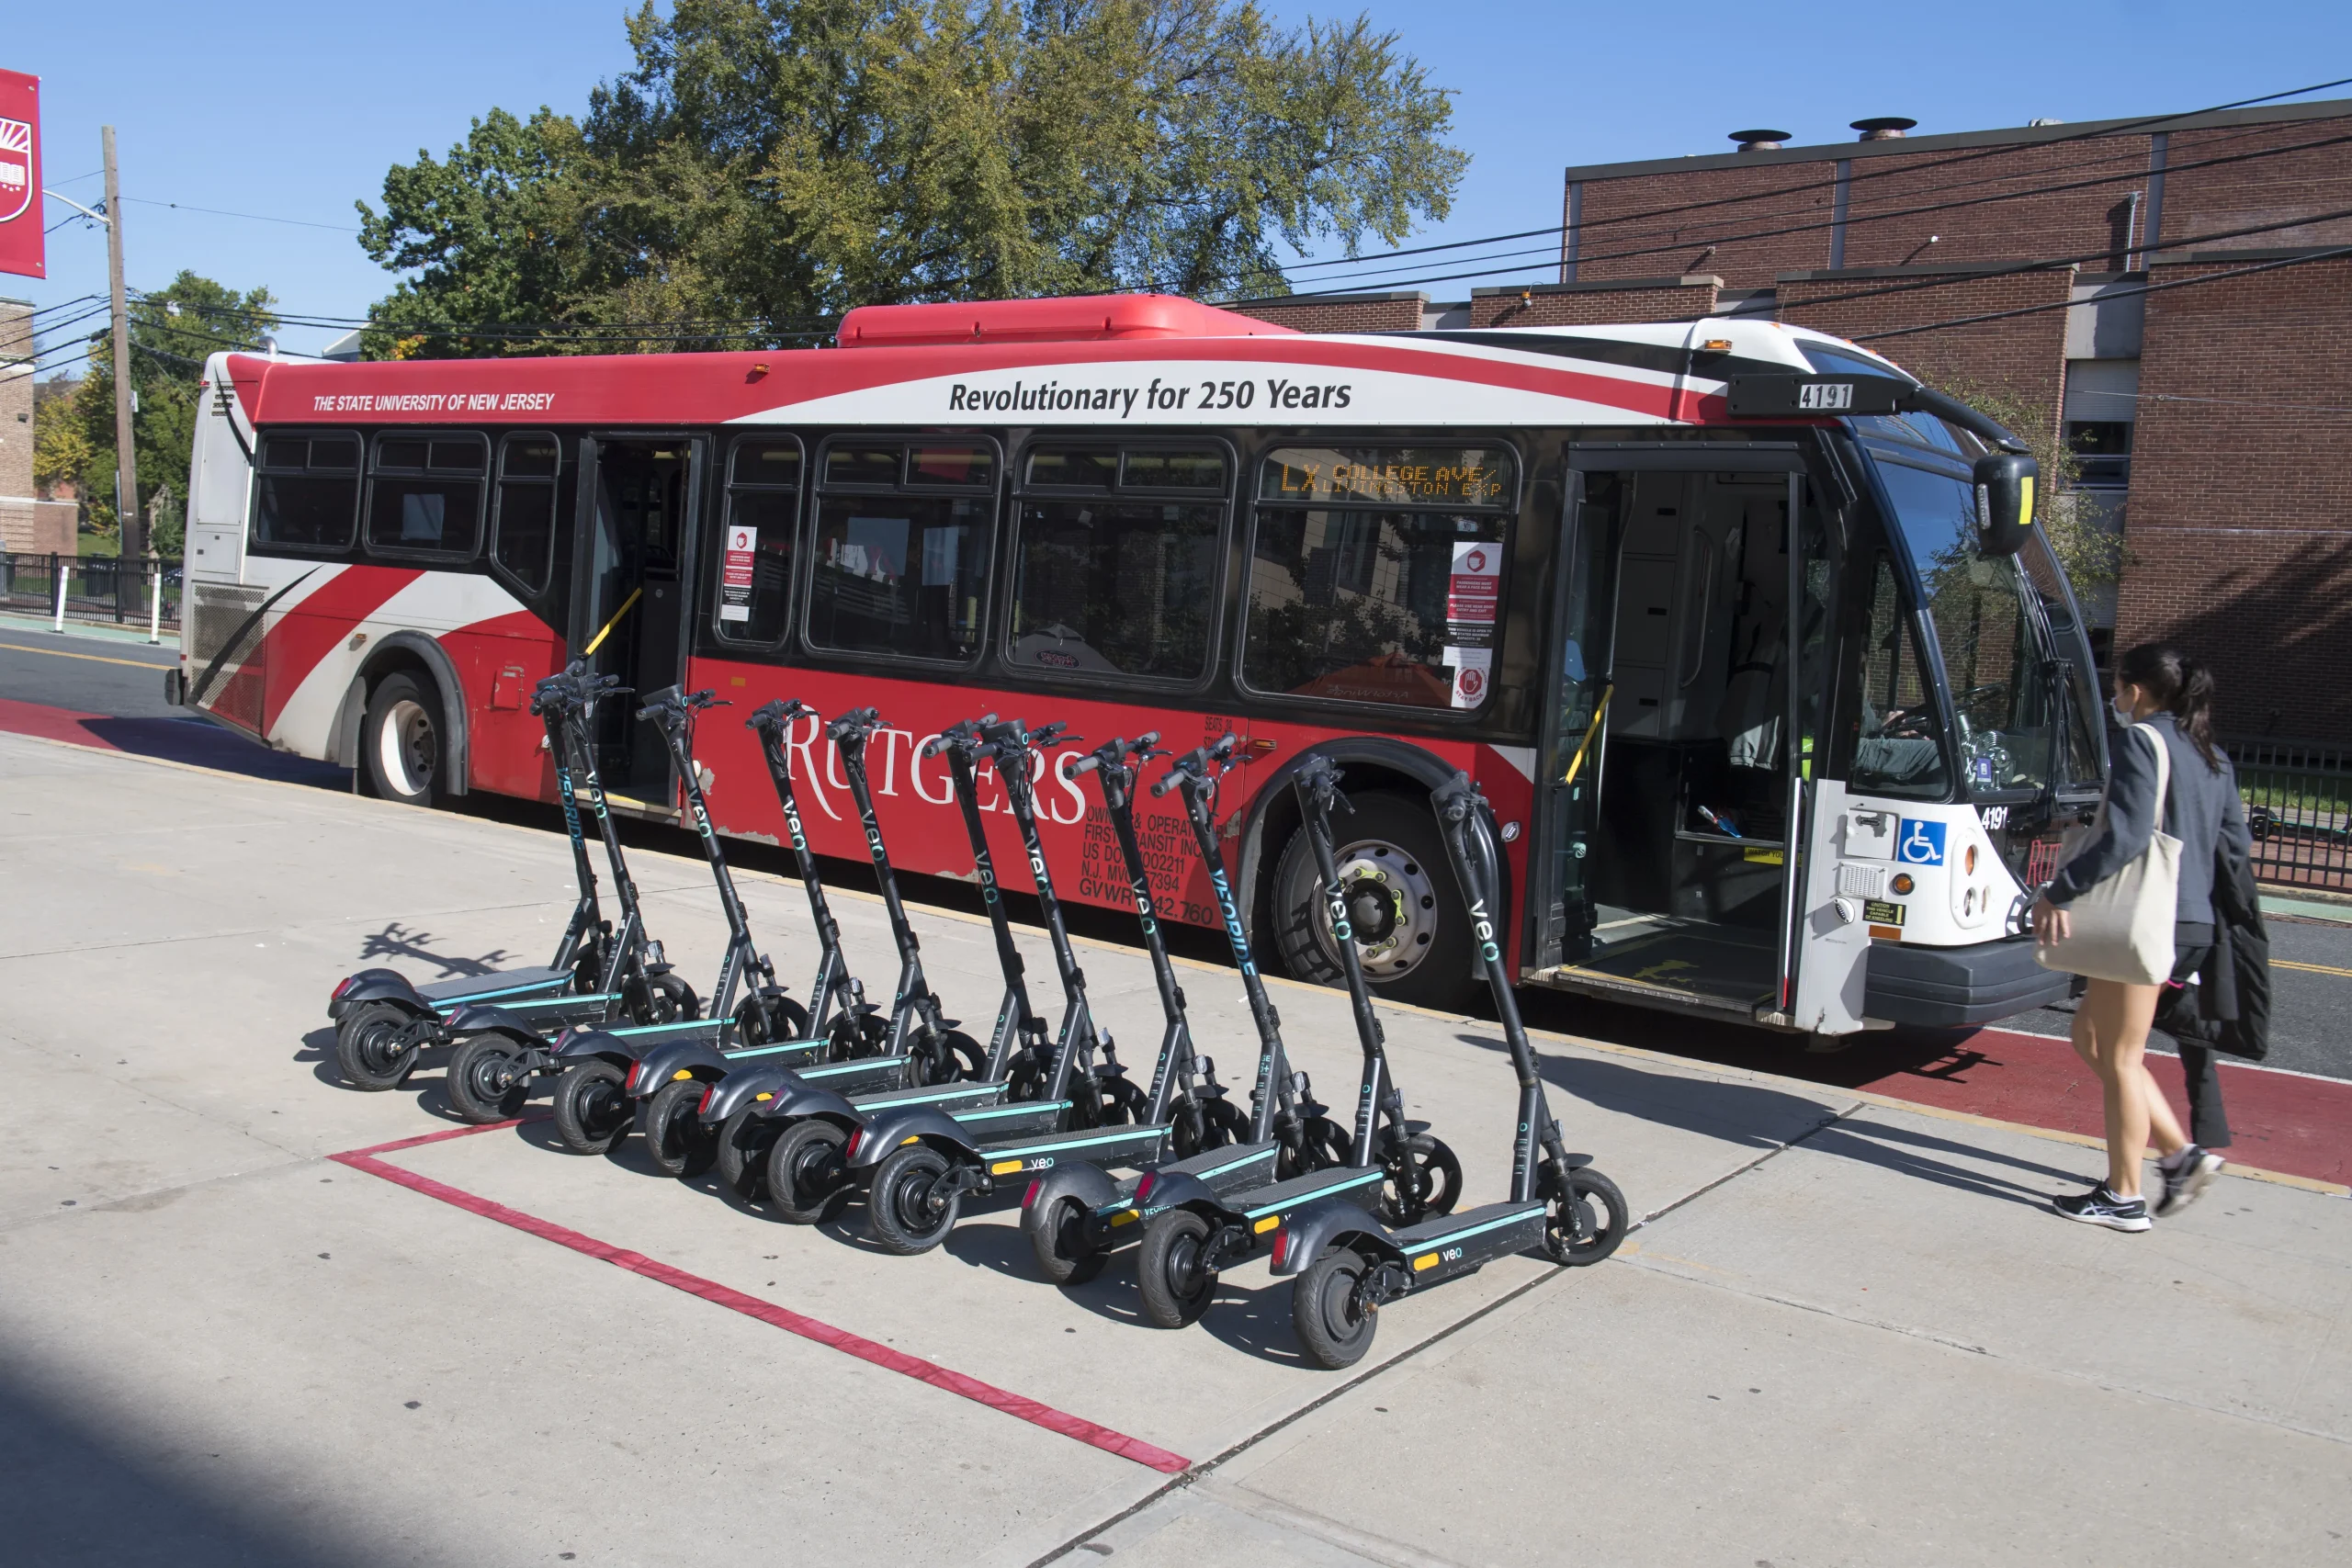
363,672,444,807
1270,791,1473,1011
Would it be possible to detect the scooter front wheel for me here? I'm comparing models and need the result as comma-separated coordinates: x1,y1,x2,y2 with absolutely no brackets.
765,1119,854,1224
716,1105,781,1201
336,1002,423,1091
1544,1166,1629,1267
1376,1134,1463,1226
1136,1210,1219,1328
733,991,809,1047
642,1077,718,1178
1026,1196,1107,1287
1292,1247,1379,1370
866,1145,961,1255
552,1061,629,1155
446,1036,529,1123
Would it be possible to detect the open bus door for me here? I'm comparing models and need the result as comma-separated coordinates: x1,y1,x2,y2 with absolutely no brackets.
571,434,704,808
1529,444,1862,1031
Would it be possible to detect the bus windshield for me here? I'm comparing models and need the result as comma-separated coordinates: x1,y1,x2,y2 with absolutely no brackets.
1871,454,2060,797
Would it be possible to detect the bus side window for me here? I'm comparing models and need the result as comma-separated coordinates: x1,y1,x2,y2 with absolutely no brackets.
491,434,560,595
367,433,487,560
806,439,997,666
1849,553,1950,797
254,432,362,553
1006,442,1226,684
711,436,802,649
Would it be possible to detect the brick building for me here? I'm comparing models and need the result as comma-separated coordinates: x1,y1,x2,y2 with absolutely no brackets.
1238,100,2352,742
2,298,79,558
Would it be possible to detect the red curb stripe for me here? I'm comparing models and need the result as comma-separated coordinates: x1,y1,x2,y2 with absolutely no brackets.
340,1115,541,1159
328,1144,1191,1475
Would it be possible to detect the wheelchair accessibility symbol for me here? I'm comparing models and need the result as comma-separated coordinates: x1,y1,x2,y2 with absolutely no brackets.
1897,818,1948,866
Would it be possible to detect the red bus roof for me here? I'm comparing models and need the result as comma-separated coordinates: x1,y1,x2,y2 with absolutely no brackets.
835,294,1295,347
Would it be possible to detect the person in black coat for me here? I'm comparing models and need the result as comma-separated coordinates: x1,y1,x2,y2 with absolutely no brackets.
2032,645,2249,1231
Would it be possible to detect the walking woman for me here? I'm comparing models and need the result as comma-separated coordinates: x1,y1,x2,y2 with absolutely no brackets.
2032,644,2248,1231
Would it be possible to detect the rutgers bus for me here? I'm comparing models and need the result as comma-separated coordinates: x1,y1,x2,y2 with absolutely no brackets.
173,293,2106,1036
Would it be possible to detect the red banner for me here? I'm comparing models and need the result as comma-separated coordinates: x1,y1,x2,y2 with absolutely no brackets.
0,70,40,279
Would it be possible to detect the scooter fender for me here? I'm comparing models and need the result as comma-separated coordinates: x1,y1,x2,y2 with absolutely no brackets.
735,1077,858,1129
551,1028,639,1072
846,1106,981,1174
625,1038,734,1100
440,1004,553,1050
1021,1159,1123,1223
1266,1198,1404,1279
1133,1168,1226,1226
330,969,430,1021
698,1065,808,1127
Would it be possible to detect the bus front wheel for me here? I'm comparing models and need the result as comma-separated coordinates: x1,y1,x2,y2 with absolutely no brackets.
1269,792,1474,1012
363,671,444,807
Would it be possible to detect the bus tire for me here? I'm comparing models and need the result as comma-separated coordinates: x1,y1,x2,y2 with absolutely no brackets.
363,671,445,807
1269,791,1474,1012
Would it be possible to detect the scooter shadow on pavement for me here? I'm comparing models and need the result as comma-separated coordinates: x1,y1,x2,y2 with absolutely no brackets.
1044,1260,1315,1366
1454,1033,2087,1213
353,921,514,981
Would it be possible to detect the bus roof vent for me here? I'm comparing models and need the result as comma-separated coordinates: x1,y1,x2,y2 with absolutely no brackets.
834,293,1296,348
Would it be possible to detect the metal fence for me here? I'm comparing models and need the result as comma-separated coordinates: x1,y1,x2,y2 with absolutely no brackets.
1,552,183,630
2227,737,2351,894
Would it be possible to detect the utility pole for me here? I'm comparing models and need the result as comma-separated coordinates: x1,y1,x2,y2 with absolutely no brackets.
103,126,141,563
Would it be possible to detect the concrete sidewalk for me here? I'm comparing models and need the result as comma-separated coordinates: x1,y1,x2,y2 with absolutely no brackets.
0,730,2345,1567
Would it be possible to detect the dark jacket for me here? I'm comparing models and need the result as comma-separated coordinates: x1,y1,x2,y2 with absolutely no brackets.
2157,826,2272,1060
2046,713,2251,927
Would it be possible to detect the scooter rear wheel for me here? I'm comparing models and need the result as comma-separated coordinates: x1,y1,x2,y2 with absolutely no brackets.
1026,1196,1107,1287
446,1036,529,1123
552,1061,629,1154
642,1077,718,1178
764,1119,854,1224
1544,1166,1629,1267
336,1002,422,1091
867,1145,960,1255
1137,1210,1219,1328
1293,1247,1379,1370
716,1105,781,1201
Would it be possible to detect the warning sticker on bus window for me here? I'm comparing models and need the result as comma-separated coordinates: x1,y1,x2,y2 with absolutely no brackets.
1447,540,1502,634
1444,646,1492,708
719,525,757,622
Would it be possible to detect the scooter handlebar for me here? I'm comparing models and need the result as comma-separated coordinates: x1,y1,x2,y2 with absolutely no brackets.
746,697,817,735
1150,733,1243,797
826,705,883,744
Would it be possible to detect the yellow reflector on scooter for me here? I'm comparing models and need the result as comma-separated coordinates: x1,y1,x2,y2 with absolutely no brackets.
1413,1253,1440,1271
754,1092,773,1101
900,1135,921,1146
672,1069,694,1081
1253,1216,1280,1235
989,1159,1023,1176
1110,1210,1138,1226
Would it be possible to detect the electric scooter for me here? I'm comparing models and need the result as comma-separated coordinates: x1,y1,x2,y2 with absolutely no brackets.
1025,732,1354,1285
629,698,905,1179
845,715,1200,1256
747,714,1136,1235
327,665,644,1089
697,707,996,1200
530,688,905,1154
1269,773,1629,1369
1128,754,1462,1330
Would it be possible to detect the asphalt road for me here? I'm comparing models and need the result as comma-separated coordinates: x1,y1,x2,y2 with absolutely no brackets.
6,615,2346,1083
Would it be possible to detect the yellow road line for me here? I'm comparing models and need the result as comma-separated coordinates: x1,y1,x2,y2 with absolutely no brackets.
0,638,176,671
2275,958,2352,980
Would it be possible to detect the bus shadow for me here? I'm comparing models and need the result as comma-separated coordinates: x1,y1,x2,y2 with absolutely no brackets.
70,714,350,789
1452,1033,2085,1213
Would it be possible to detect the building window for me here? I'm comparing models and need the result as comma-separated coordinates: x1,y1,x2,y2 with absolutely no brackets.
1008,443,1227,683
1241,445,1518,712
367,434,488,559
254,432,362,551
2066,421,2132,488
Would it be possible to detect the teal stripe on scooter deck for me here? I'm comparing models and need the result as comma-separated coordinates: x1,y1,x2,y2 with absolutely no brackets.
1402,1206,1546,1251
1245,1168,1384,1220
802,1055,910,1078
951,1100,1073,1124
858,1086,1003,1111
986,1126,1171,1160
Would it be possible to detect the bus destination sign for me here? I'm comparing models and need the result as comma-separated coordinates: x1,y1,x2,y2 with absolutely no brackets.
1260,447,1515,508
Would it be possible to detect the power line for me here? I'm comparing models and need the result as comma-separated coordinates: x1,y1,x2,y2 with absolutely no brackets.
121,196,361,233
1854,243,2352,340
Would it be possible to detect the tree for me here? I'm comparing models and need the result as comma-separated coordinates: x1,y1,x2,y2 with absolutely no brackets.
358,0,1465,356
56,272,278,554
1939,375,2127,592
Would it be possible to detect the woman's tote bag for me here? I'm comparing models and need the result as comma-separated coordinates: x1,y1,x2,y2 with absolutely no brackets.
2036,724,2180,985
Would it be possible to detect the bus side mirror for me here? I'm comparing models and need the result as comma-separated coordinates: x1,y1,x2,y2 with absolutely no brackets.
1972,452,2037,556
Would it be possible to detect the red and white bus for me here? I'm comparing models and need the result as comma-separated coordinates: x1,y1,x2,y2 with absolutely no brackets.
175,293,2107,1033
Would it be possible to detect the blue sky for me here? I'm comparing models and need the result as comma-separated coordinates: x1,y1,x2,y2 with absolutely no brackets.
12,1,2351,365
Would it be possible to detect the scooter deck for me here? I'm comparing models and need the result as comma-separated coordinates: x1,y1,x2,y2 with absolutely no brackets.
1089,1137,1286,1241
959,1111,1171,1183
1383,1200,1548,1287
416,965,578,1006
1219,1162,1388,1224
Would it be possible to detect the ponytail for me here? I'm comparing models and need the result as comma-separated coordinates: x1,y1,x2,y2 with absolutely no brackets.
2117,642,2222,771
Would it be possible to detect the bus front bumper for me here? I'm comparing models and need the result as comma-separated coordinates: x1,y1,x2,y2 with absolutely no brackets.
1864,936,2070,1029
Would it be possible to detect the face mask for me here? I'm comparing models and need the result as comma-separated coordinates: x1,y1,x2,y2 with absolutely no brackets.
2111,694,2135,725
